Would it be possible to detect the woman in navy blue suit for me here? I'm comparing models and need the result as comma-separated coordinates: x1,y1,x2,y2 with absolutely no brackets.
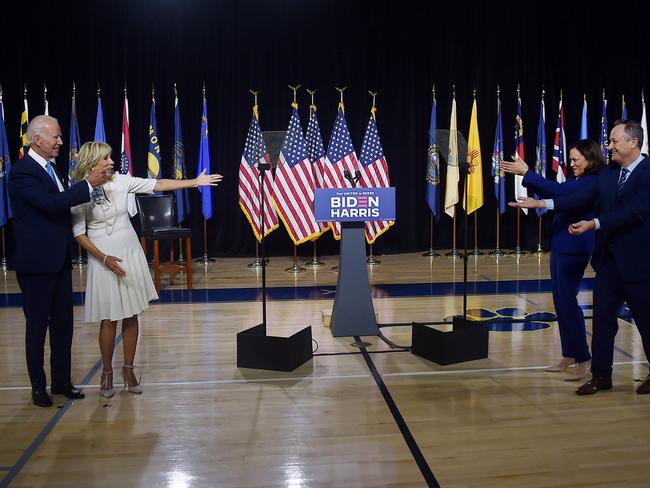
502,139,606,380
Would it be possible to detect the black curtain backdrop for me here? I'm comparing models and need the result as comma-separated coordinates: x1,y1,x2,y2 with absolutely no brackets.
2,0,650,260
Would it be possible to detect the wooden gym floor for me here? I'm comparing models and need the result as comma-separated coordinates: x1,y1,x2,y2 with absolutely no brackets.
0,251,649,487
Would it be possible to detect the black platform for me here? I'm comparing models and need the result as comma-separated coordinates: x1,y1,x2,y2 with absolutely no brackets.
236,324,313,372
411,316,489,365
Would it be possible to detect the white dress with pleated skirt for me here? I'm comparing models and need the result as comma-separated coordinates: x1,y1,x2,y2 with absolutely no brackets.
71,174,159,322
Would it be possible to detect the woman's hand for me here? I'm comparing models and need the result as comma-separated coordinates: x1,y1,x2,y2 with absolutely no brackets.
103,255,126,277
194,169,223,187
508,197,545,209
500,158,529,176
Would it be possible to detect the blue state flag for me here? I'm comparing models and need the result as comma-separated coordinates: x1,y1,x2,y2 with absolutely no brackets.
94,98,106,142
491,99,506,214
599,99,608,160
580,97,588,140
197,98,212,220
622,96,628,120
425,98,440,221
535,99,548,217
147,99,162,192
173,97,190,223
0,100,12,226
69,93,81,186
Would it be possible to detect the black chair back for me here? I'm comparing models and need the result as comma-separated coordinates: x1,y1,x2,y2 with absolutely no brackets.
136,195,178,235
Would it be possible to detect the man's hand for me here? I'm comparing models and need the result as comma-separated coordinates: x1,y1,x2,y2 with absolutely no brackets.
508,197,545,209
569,220,596,235
86,160,114,187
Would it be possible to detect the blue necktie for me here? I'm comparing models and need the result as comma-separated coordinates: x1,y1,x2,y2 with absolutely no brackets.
616,168,629,199
45,162,58,185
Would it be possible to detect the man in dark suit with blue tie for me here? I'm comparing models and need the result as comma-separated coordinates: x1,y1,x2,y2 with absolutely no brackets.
9,115,111,407
512,120,650,396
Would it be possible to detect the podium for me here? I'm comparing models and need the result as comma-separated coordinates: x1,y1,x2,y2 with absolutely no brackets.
315,187,396,337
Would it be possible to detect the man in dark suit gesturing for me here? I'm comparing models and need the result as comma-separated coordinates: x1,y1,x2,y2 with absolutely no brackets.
510,119,650,396
9,115,111,407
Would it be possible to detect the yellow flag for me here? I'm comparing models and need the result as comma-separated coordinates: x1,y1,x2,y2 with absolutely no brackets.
444,98,459,218
463,100,484,214
18,98,28,159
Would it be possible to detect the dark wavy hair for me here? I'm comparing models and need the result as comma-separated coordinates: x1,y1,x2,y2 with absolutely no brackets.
568,139,606,176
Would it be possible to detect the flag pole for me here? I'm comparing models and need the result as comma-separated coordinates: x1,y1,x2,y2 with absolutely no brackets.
533,86,546,257
1,228,6,272
246,89,267,270
196,83,215,264
445,85,461,259
69,82,86,267
365,91,381,266
283,85,307,274
423,84,440,258
173,82,187,266
490,85,506,257
510,84,528,257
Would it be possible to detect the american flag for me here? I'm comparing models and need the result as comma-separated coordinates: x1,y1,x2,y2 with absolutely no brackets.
359,111,393,243
305,103,329,234
552,100,567,183
323,105,359,239
273,106,320,244
238,111,278,241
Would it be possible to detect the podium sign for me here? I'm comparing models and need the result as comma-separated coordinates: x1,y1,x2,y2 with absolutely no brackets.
315,188,395,222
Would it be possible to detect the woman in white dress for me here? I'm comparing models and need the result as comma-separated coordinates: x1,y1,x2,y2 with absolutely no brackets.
71,141,222,397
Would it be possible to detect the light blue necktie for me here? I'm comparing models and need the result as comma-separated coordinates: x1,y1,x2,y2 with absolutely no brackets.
45,162,58,185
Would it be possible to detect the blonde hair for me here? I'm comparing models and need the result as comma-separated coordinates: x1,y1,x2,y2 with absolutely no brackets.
74,141,113,182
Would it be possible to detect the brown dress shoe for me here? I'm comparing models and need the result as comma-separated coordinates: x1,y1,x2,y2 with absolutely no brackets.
637,374,650,395
576,377,613,396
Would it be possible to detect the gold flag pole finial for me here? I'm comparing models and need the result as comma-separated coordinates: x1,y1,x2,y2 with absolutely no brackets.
24,83,27,98
642,89,645,104
202,82,206,101
97,83,101,99
0,83,3,102
472,88,476,101
452,84,456,99
174,82,178,102
541,86,545,101
517,83,521,100
602,88,606,101
307,88,316,108
560,89,563,103
44,83,48,97
497,84,500,100
335,86,347,111
583,92,586,102
72,81,76,99
288,84,300,108
124,81,127,97
432,83,436,103
151,83,155,102
369,90,378,118
249,89,260,120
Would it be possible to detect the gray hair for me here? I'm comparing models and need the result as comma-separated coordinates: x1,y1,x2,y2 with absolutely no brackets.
612,119,644,149
26,115,59,145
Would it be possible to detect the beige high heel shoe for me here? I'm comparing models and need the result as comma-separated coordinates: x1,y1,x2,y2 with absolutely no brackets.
564,360,591,381
545,357,575,372
100,370,114,398
122,364,143,394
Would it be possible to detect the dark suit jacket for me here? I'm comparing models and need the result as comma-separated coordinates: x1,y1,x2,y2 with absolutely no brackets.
8,153,91,273
554,157,650,282
523,171,596,255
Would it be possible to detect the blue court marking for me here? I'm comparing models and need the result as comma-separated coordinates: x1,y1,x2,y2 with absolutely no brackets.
496,307,528,318
0,277,597,308
526,312,558,322
488,321,551,332
0,336,122,488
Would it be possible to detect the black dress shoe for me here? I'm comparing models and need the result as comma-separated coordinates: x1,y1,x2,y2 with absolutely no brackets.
51,383,85,399
32,389,53,407
637,374,650,395
576,376,613,396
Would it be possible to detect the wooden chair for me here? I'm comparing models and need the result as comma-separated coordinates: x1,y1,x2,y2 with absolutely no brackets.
136,194,192,293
